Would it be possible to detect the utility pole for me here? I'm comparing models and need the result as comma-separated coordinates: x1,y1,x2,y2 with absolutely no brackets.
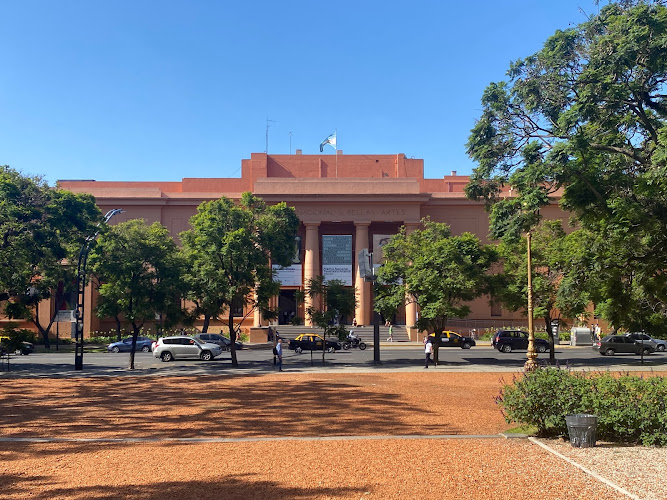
74,208,123,370
358,248,381,364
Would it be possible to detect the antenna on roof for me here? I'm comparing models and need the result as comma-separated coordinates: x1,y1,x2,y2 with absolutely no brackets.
265,117,276,153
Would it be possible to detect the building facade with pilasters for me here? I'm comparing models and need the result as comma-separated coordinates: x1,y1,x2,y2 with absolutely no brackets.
57,151,564,339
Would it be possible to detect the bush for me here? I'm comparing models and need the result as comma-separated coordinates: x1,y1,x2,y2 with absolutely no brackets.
497,368,667,446
1,325,36,352
88,336,117,344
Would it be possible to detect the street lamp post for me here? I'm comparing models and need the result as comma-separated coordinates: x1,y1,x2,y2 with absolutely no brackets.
524,231,538,372
367,252,381,365
74,209,123,371
358,248,381,364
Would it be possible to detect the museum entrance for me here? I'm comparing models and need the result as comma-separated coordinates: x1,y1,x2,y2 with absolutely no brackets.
278,290,298,325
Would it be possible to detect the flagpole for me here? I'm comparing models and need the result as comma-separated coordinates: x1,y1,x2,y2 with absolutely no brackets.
335,128,338,178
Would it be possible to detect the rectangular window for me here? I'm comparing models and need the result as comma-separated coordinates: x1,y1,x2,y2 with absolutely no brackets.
490,298,502,317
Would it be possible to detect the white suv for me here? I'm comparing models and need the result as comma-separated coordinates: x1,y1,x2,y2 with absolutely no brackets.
153,335,223,362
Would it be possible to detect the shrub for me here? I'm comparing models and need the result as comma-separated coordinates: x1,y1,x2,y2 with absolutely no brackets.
1,325,36,351
497,368,667,446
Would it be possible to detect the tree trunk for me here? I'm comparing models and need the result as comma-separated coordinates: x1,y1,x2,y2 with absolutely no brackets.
128,322,140,370
202,315,211,333
229,311,238,367
31,301,50,349
545,315,555,364
115,316,122,341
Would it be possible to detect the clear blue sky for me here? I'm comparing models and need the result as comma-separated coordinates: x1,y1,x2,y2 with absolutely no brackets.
1,0,602,184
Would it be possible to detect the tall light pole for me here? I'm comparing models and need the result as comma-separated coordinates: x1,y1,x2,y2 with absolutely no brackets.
358,248,381,364
524,231,538,371
74,208,123,370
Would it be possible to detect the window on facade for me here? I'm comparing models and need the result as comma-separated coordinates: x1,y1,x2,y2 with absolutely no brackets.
490,298,502,317
231,299,244,316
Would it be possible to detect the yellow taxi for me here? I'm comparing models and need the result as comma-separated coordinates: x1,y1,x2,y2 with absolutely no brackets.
288,333,342,353
428,331,476,349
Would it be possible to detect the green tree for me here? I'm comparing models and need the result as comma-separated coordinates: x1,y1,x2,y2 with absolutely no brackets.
0,166,102,346
495,221,594,362
88,219,186,369
466,1,667,332
304,275,357,365
375,220,496,364
180,193,300,367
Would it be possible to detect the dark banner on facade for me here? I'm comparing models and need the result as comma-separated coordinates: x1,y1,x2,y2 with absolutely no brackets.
322,235,352,286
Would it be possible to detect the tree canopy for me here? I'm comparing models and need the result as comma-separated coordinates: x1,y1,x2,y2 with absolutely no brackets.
88,219,186,369
0,166,102,345
466,1,667,332
179,192,300,367
375,220,496,363
304,275,356,364
495,221,595,361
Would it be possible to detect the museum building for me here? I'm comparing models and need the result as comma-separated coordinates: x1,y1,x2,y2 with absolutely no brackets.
57,151,567,340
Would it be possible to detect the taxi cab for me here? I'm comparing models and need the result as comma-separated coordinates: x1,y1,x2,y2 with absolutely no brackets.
0,335,34,355
428,331,476,349
288,334,342,353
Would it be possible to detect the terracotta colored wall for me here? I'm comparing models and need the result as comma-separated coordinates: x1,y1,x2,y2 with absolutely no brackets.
38,152,572,338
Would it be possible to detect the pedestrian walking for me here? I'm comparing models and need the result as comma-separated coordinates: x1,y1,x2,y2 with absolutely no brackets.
275,338,283,371
387,322,393,342
424,340,433,368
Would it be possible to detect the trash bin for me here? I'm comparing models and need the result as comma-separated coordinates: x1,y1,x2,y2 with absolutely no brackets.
565,414,597,448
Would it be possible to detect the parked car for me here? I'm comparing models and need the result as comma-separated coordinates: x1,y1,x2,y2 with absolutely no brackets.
107,336,154,353
492,330,549,353
593,335,655,356
428,331,476,349
0,336,34,355
153,335,223,362
627,332,666,352
195,333,243,351
289,334,341,353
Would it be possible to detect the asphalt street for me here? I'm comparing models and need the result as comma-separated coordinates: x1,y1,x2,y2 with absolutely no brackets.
2,343,666,377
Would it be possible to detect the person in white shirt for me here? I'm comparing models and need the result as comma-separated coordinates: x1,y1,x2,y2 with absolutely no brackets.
424,340,433,368
275,338,283,371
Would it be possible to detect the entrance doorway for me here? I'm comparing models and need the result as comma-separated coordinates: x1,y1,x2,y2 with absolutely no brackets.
279,290,297,325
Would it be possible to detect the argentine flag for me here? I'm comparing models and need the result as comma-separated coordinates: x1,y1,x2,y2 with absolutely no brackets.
319,132,337,152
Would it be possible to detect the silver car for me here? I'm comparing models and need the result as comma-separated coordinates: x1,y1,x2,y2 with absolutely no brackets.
153,335,223,362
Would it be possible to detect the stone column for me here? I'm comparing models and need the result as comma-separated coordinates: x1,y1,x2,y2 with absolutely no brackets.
253,289,261,327
354,222,371,326
404,223,420,334
303,223,320,327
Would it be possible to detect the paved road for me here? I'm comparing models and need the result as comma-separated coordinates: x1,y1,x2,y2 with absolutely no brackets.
2,343,666,376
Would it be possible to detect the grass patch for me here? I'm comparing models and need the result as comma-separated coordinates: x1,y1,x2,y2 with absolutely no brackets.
504,424,539,435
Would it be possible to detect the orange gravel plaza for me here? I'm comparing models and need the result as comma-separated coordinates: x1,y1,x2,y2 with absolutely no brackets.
1,372,625,499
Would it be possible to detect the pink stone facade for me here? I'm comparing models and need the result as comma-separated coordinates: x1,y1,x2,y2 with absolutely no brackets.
57,152,552,338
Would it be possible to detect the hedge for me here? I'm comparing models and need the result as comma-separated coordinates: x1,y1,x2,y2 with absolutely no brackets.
497,368,667,446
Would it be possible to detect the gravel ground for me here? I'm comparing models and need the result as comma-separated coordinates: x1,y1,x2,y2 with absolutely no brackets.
0,371,664,499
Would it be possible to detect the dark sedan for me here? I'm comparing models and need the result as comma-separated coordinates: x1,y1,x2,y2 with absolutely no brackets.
429,331,476,349
288,334,341,353
195,333,243,351
107,336,154,353
594,335,655,356
492,330,549,353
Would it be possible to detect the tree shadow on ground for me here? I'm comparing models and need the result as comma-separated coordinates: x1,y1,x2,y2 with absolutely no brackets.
1,469,369,500
0,373,496,446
